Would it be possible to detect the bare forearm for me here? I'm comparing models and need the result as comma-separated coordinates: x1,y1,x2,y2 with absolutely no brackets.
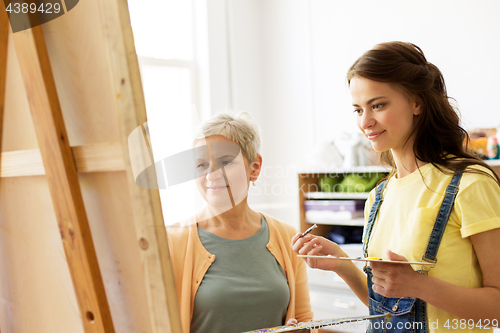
414,274,500,324
337,262,369,307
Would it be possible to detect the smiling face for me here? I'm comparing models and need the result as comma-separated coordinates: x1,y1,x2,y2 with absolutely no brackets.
193,135,259,210
350,76,421,158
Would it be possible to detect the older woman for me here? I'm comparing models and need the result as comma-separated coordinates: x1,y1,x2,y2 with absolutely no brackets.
167,112,313,333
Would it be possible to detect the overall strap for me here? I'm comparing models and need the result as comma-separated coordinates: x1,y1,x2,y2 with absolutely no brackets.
363,180,388,258
419,170,464,273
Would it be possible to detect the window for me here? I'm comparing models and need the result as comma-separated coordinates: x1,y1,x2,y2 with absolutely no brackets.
128,0,206,225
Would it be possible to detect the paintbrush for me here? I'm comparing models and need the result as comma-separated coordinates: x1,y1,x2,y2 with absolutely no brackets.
299,224,317,238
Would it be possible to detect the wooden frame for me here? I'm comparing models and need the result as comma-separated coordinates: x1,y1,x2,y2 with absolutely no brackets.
0,0,8,162
0,5,7,333
0,6,9,333
12,23,116,332
0,1,181,332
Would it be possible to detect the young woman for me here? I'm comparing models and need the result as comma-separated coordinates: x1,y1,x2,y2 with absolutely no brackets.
292,42,500,332
167,112,313,333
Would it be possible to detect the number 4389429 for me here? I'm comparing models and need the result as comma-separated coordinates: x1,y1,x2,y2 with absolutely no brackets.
444,319,499,330
5,2,62,14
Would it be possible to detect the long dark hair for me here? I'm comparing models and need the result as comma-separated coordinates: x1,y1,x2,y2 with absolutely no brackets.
347,41,500,186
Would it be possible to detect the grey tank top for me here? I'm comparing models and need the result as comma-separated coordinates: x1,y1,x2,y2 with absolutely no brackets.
190,215,290,333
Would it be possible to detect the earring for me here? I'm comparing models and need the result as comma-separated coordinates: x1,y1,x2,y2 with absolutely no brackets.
252,181,256,186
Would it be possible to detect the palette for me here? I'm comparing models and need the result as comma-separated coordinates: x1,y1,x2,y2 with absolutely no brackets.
297,255,434,265
243,313,391,333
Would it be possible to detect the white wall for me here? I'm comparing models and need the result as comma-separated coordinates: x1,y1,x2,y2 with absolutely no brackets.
310,0,500,143
256,0,316,225
206,0,315,227
205,0,500,226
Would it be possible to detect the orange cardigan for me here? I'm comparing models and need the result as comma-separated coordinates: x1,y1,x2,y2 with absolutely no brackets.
166,213,313,333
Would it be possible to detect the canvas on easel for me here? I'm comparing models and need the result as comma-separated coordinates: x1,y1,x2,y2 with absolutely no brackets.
0,1,181,332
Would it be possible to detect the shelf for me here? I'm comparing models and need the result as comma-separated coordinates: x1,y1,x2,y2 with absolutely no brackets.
306,218,365,227
304,192,370,200
486,159,500,166
298,168,379,242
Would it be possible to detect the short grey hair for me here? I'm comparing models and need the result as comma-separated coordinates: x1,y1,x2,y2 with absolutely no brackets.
194,112,261,162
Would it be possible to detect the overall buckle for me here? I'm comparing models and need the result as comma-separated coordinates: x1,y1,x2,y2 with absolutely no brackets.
419,256,437,274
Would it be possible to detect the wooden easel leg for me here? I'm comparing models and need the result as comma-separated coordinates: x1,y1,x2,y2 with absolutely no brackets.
99,1,182,332
11,23,115,333
0,0,9,159
0,4,9,332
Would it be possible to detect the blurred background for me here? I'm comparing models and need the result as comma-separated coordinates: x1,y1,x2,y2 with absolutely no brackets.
127,0,500,228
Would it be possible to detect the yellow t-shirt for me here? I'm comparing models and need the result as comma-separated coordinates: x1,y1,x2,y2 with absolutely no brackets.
364,163,500,332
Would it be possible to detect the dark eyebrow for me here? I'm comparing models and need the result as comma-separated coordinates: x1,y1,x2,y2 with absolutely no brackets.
352,96,387,107
215,155,237,159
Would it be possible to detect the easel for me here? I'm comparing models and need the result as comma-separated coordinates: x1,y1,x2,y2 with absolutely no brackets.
0,5,9,333
0,1,181,332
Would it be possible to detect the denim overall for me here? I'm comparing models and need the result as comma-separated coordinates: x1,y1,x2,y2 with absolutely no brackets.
363,171,464,332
